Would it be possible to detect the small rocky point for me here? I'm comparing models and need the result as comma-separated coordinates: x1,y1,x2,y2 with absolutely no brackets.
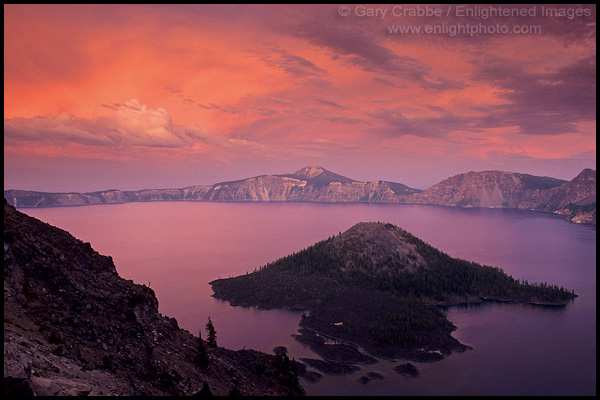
3,199,304,396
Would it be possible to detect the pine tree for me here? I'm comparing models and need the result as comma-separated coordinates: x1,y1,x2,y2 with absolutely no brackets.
198,380,213,396
196,329,209,368
206,317,217,347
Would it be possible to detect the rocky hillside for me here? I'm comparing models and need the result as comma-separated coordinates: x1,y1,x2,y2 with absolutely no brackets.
4,167,595,224
410,170,567,208
410,168,595,223
3,166,420,207
534,168,596,223
3,199,304,396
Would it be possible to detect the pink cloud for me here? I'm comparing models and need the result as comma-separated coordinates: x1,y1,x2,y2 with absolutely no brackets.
5,100,189,148
3,5,596,191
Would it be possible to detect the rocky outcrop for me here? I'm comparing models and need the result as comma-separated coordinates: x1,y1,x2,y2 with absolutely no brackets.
3,199,304,396
2,188,194,208
410,170,568,208
3,167,420,207
534,168,596,224
4,166,595,224
410,169,595,224
394,363,420,378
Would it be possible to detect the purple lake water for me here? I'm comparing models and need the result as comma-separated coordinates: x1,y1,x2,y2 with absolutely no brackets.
23,202,596,396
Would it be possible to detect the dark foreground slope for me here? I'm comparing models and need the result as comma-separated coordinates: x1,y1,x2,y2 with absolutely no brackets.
211,222,576,361
3,199,304,396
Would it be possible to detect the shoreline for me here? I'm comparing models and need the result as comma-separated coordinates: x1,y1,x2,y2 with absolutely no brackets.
286,294,575,368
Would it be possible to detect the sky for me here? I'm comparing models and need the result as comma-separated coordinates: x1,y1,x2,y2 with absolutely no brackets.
4,4,596,192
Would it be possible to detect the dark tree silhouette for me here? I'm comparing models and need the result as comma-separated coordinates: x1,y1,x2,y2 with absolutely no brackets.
197,380,213,396
206,317,217,347
196,329,209,368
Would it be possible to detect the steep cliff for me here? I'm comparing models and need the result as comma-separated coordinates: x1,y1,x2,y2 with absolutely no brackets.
3,199,304,396
410,169,595,223
411,170,568,208
533,168,596,223
4,166,420,206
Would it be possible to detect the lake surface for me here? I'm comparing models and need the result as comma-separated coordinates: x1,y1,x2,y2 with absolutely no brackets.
24,202,596,396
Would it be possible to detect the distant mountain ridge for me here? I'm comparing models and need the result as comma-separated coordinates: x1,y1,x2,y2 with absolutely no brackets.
412,170,568,208
409,168,595,223
4,166,596,224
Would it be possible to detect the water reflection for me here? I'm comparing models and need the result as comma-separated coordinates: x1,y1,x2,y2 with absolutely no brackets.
22,202,596,396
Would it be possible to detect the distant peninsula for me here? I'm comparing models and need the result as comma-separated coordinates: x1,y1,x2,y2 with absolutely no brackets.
4,166,596,224
210,222,577,362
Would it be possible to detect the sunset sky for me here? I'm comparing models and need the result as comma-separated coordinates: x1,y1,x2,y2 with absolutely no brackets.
4,4,596,192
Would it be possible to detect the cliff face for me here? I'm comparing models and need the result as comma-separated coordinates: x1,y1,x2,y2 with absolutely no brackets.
411,170,568,208
2,188,194,208
4,167,596,224
201,177,418,203
3,199,304,396
410,169,595,223
3,166,420,207
534,168,596,210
